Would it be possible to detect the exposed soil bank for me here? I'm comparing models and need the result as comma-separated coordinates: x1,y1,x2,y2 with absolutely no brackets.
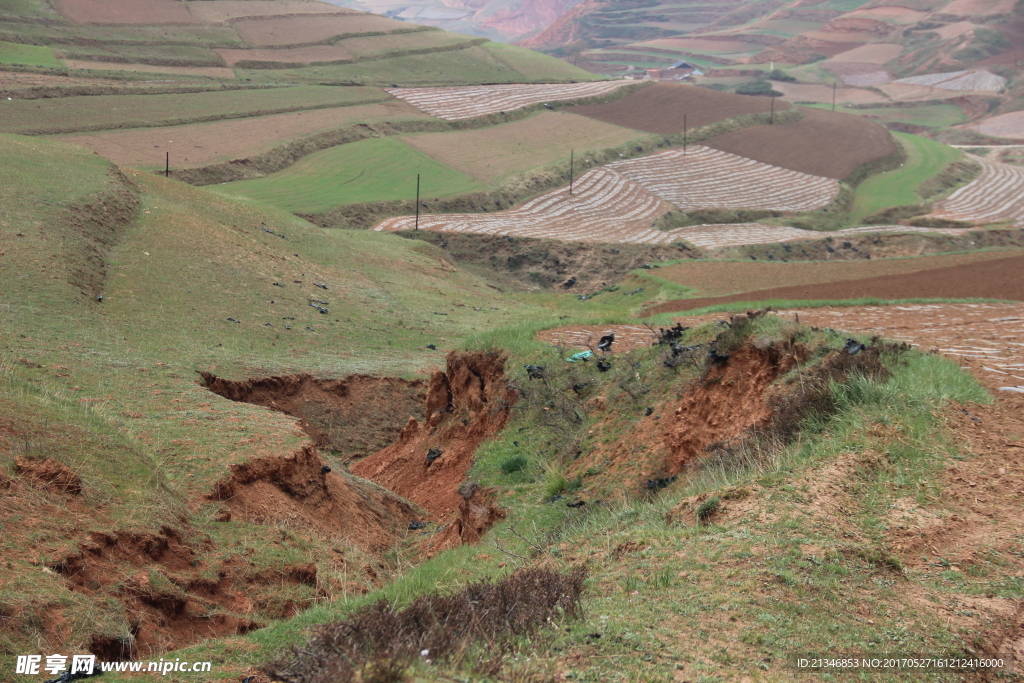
396,230,701,291
211,444,417,553
48,527,282,659
661,342,802,475
352,350,514,527
200,373,426,462
647,251,1024,315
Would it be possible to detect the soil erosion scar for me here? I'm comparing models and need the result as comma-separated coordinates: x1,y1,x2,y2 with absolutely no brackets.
200,373,426,462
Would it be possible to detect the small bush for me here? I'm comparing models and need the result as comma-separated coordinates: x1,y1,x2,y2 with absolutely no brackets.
499,454,529,474
263,567,587,683
696,496,721,523
767,69,796,82
735,80,783,97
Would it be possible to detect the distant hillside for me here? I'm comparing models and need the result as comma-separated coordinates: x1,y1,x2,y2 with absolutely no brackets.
0,0,596,86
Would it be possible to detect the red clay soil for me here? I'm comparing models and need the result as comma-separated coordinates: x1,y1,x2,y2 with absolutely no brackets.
352,350,515,525
427,483,507,558
661,342,801,475
565,83,792,136
13,456,82,496
210,444,416,553
646,252,1024,315
55,0,201,24
48,527,272,659
704,106,897,179
201,373,426,462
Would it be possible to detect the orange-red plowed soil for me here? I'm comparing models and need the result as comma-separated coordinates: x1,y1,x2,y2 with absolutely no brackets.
647,252,1024,315
56,0,201,24
565,83,791,136
704,106,897,179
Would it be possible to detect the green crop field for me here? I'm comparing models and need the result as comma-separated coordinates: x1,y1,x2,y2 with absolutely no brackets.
340,30,479,59
850,132,961,223
0,86,390,135
0,39,60,67
214,137,484,213
825,103,968,129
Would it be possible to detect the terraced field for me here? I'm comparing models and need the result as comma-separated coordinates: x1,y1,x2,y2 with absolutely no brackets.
215,137,483,213
895,69,1007,92
606,146,838,212
928,156,1024,225
49,100,433,169
385,81,630,120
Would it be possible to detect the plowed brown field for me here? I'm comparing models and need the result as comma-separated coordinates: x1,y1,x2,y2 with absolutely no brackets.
187,0,350,23
566,83,789,135
216,46,352,66
651,250,1024,298
64,61,237,79
50,100,432,168
704,106,897,179
56,0,200,24
233,14,408,46
646,252,1024,314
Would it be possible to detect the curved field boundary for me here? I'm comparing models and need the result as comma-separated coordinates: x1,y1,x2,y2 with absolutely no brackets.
375,167,676,244
895,69,1006,92
607,146,839,212
385,81,632,120
660,224,971,250
928,156,1024,225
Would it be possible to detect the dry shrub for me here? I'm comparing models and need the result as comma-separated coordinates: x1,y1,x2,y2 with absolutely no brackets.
262,566,587,683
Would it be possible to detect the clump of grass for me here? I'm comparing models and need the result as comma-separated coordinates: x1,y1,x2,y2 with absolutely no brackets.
262,566,587,683
696,496,720,524
499,454,528,475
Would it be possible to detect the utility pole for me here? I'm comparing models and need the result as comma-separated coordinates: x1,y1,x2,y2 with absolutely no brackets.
165,152,169,177
770,93,775,125
683,113,687,155
414,173,420,230
569,149,574,195
832,81,837,112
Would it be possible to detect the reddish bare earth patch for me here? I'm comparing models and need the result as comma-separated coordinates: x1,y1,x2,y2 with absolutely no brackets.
13,456,82,495
232,14,409,47
210,444,417,552
823,61,891,86
64,61,237,79
351,351,514,527
705,106,897,179
646,252,1024,315
200,372,426,462
216,46,352,66
55,0,201,24
566,83,789,135
828,42,903,63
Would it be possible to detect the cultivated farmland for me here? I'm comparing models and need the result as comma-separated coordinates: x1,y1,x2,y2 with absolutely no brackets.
55,0,201,24
232,14,412,47
975,111,1024,139
216,46,353,66
214,137,483,213
566,83,788,135
375,167,675,244
385,81,630,120
606,146,839,212
895,69,1007,92
0,85,389,135
704,107,897,179
186,0,351,23
63,61,237,79
400,112,649,184
49,100,433,169
927,156,1024,225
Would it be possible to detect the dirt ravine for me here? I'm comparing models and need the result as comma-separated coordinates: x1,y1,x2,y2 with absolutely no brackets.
211,444,417,552
352,350,515,536
200,372,426,462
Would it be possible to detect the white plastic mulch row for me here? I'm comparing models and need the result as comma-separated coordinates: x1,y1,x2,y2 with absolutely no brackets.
374,145,985,247
384,81,630,120
928,156,1024,224
895,69,1006,92
607,147,838,213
